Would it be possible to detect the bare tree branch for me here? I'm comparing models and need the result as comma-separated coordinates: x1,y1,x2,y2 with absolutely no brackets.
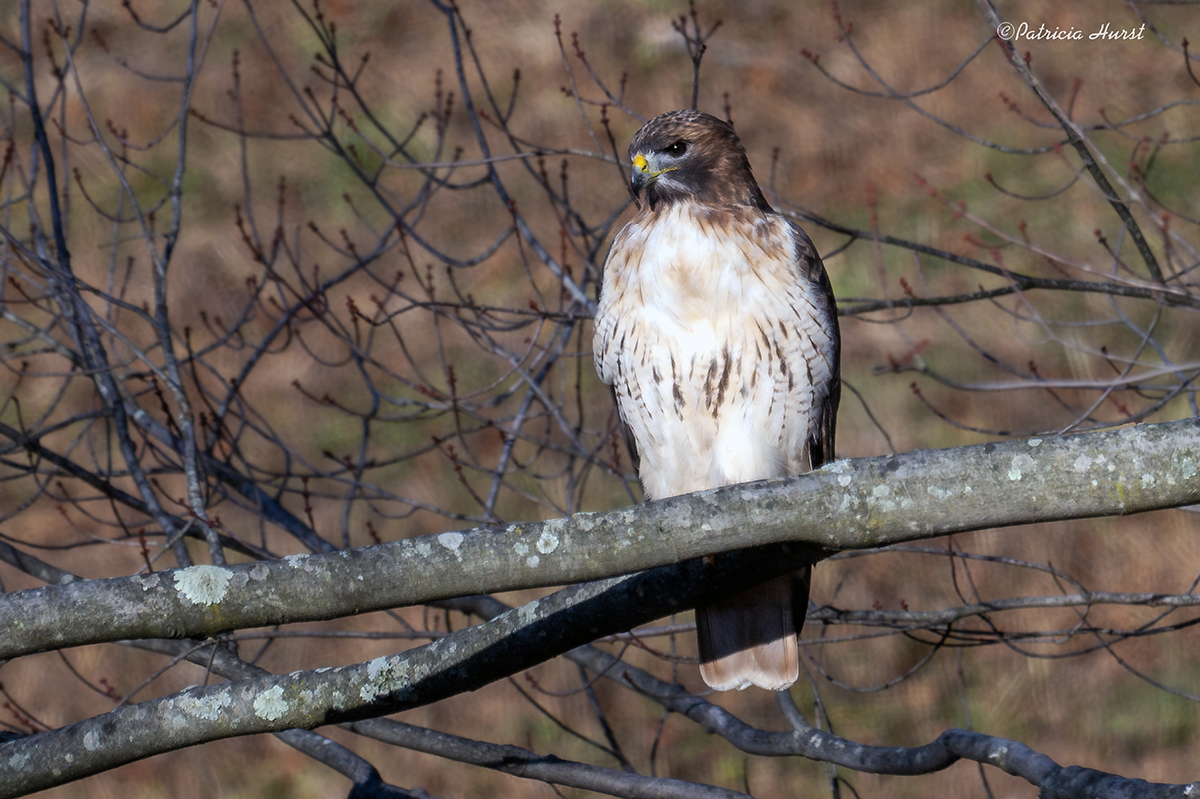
975,0,1165,284
3,1,1199,796
4,419,1198,660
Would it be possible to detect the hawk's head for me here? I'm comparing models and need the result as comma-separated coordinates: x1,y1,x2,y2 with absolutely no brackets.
628,110,770,212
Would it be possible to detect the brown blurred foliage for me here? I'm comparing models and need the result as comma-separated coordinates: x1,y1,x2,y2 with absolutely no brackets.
2,0,1199,796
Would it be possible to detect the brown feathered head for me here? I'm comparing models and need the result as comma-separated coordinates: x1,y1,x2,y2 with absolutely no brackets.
628,110,770,212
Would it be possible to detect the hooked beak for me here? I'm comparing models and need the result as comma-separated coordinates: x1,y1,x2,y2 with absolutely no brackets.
630,152,674,190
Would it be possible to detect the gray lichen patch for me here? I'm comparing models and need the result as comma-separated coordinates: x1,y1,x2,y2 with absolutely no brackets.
1007,453,1036,482
867,484,897,513
519,598,542,624
173,565,233,606
1181,457,1197,480
926,484,955,501
437,532,464,561
132,573,161,591
536,529,560,555
360,655,411,702
5,749,29,771
172,688,234,725
252,685,288,721
283,553,322,573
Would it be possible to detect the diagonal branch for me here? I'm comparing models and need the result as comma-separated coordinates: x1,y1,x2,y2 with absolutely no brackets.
0,543,812,796
975,0,1165,284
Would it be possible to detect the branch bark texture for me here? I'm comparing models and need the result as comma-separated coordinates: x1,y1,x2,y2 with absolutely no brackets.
4,420,1199,660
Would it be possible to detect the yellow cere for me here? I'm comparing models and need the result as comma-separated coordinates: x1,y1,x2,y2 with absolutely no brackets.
633,153,648,172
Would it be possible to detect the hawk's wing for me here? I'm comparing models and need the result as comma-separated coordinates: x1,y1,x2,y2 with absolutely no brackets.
789,220,840,470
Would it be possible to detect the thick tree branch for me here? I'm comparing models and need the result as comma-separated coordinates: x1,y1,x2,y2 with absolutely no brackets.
4,419,1199,660
131,635,751,799
0,544,812,796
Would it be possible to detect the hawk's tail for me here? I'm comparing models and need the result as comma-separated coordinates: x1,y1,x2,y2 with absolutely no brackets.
696,567,811,692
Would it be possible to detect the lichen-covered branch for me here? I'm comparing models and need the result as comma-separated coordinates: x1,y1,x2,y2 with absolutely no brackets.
4,419,1199,661
0,545,808,796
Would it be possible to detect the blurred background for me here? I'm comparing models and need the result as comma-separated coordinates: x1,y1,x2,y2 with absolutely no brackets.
1,0,1199,796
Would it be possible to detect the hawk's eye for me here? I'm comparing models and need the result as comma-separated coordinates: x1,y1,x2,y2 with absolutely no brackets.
662,141,688,157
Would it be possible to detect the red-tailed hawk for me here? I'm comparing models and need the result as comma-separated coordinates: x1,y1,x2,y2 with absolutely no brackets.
594,110,840,691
